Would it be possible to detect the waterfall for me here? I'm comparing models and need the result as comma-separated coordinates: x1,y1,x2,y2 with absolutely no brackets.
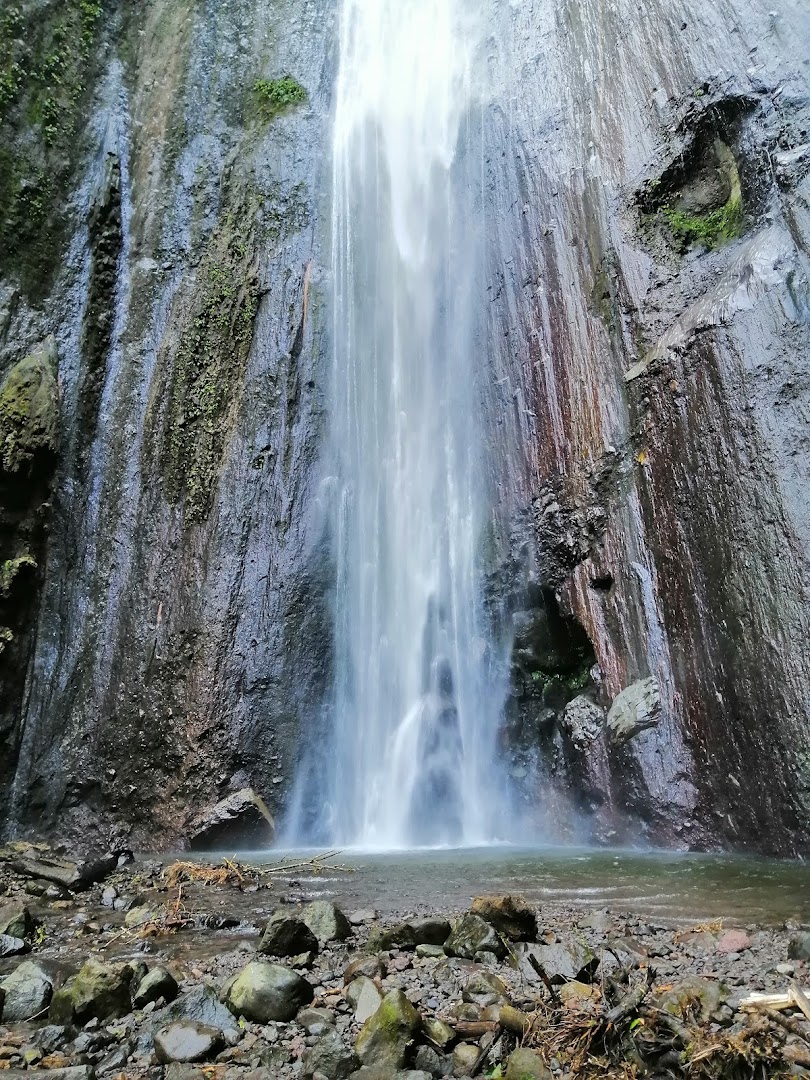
289,0,509,848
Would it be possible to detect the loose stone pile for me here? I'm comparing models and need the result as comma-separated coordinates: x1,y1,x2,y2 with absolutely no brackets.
0,848,809,1078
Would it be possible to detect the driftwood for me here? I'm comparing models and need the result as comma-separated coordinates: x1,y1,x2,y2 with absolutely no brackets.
498,1004,532,1035
791,982,810,1024
447,1020,499,1038
740,986,810,1012
764,1007,810,1042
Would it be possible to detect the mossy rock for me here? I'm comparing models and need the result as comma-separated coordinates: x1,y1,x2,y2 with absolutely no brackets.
49,959,133,1024
354,988,421,1071
655,976,728,1023
0,336,59,474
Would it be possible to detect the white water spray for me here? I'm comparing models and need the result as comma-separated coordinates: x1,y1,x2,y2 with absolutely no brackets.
290,0,508,847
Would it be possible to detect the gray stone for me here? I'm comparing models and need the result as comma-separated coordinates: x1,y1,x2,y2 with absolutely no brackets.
415,944,445,959
302,1029,359,1079
655,977,728,1022
0,1070,92,1080
346,975,383,1023
606,678,661,743
350,1072,431,1080
462,971,509,1008
188,787,275,850
133,967,178,1008
301,900,352,945
451,1042,479,1075
348,910,377,925
0,934,27,957
788,933,810,961
355,989,421,1070
513,939,597,984
298,1006,336,1035
10,852,117,892
562,696,605,749
154,1021,224,1064
505,1048,552,1079
226,960,314,1022
470,895,537,942
0,960,53,1021
260,910,319,957
158,984,241,1042
423,1016,455,1050
444,914,506,960
414,1044,451,1076
344,955,386,984
0,903,34,940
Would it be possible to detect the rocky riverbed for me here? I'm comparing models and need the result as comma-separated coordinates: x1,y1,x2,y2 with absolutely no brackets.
1,846,810,1079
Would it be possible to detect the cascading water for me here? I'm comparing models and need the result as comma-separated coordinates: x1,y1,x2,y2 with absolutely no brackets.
289,0,510,848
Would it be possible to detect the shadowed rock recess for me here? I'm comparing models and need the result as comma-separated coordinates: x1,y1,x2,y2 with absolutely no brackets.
0,0,808,855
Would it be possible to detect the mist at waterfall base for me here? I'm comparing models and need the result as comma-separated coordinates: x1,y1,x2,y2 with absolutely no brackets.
284,0,518,850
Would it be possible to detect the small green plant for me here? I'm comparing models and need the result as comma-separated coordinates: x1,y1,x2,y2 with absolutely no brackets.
252,75,307,120
663,195,743,250
33,923,46,948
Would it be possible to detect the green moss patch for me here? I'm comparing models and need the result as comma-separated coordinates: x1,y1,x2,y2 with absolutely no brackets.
0,339,59,474
0,0,104,296
662,195,743,250
159,199,260,523
251,76,306,122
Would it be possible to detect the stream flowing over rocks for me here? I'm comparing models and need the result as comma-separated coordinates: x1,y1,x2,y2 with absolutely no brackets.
0,852,809,1079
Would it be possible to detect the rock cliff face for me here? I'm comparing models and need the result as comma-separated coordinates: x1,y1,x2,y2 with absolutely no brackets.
1,0,808,853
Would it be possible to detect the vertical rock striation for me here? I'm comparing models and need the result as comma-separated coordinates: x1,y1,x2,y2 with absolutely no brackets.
482,0,810,852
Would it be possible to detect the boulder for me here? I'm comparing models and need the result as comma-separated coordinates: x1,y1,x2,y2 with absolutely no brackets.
716,929,751,954
423,1016,455,1050
350,1071,431,1080
0,934,27,957
462,971,509,1008
0,903,34,940
415,944,445,959
470,896,537,942
344,955,387,984
133,967,178,1008
188,788,275,850
226,960,313,1022
0,960,53,1021
259,911,319,957
562,696,605,749
444,914,506,960
346,975,383,1023
298,1006,336,1035
355,989,421,1070
788,933,810,961
301,900,352,945
370,918,451,951
413,1044,451,1076
49,960,132,1024
0,338,59,474
513,940,597,984
0,1070,91,1080
606,678,661,743
655,977,728,1023
124,905,159,928
154,1021,224,1064
10,851,117,892
302,1029,358,1079
452,1042,479,1075
505,1047,552,1079
158,985,240,1042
